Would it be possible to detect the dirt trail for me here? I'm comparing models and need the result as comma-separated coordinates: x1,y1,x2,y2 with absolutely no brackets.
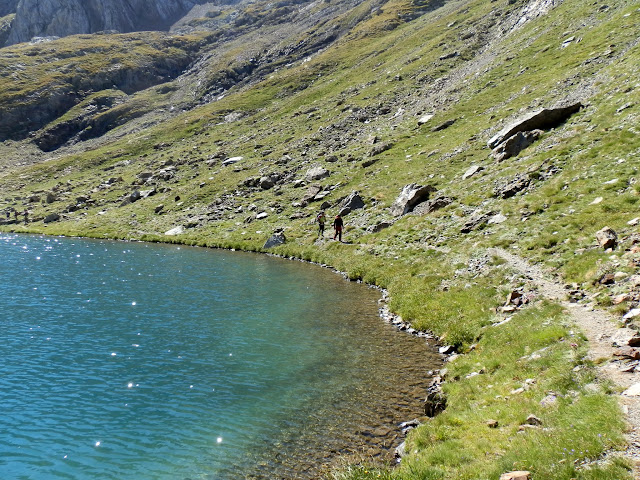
490,248,640,478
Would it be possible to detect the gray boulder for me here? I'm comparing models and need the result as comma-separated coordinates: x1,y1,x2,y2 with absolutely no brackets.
43,212,60,223
339,191,365,212
413,195,453,215
494,174,531,199
263,232,286,249
305,166,330,181
368,221,392,233
492,130,542,162
461,211,493,233
259,175,276,190
462,165,483,180
488,103,582,149
120,189,141,207
390,183,437,217
165,225,184,236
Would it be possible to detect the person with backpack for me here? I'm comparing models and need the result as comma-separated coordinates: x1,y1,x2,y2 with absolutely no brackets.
333,214,343,242
316,211,326,236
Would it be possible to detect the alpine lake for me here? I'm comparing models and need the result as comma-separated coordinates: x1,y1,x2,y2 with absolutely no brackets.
0,233,440,479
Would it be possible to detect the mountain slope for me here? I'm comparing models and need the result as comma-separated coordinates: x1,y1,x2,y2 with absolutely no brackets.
1,0,639,478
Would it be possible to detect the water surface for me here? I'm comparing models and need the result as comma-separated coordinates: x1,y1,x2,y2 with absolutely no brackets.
0,234,439,479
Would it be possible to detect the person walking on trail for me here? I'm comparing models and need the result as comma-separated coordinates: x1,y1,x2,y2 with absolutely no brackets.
316,211,326,237
333,214,343,242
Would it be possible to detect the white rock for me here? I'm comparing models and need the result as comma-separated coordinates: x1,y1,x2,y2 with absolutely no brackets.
628,217,640,226
590,197,603,205
462,165,483,180
417,113,434,125
165,226,184,236
489,213,508,224
623,309,640,321
623,383,640,396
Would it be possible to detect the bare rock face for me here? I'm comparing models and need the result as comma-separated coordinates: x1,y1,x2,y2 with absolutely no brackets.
0,0,19,17
4,0,201,46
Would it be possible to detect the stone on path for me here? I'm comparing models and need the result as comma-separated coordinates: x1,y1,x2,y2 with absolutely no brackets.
623,383,640,396
623,309,640,322
611,328,640,348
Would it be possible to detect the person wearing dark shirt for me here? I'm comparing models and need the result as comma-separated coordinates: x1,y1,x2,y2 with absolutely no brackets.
333,214,343,242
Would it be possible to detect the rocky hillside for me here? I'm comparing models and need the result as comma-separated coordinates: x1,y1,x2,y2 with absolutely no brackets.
1,0,640,478
1,0,212,46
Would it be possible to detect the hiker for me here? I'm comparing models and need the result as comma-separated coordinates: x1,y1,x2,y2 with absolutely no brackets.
23,210,28,224
333,214,343,242
316,211,326,236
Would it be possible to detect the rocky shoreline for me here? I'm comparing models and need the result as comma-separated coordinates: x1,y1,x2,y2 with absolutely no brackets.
258,251,449,475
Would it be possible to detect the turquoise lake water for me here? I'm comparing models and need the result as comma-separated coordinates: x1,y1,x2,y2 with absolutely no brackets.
0,234,439,479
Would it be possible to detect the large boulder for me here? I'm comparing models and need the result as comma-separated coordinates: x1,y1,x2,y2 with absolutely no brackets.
263,232,286,249
339,191,365,213
492,130,542,162
488,103,582,149
596,226,617,249
390,184,437,217
305,166,330,181
413,195,453,215
424,377,446,417
120,189,141,207
43,212,60,223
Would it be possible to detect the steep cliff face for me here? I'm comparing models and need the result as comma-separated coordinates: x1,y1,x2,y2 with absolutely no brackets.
0,0,19,17
4,0,204,46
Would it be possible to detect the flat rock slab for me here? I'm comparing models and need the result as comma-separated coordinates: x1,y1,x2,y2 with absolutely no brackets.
623,383,640,396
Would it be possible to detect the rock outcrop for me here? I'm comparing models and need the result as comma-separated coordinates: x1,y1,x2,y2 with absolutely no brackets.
488,103,583,149
4,0,204,46
0,0,19,17
390,184,437,217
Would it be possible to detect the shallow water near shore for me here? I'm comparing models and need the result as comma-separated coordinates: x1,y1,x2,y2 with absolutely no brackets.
0,234,440,479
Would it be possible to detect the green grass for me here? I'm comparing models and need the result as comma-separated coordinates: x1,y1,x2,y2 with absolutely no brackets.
1,0,639,478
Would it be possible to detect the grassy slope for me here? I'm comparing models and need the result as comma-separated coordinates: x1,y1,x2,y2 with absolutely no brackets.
1,0,640,478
